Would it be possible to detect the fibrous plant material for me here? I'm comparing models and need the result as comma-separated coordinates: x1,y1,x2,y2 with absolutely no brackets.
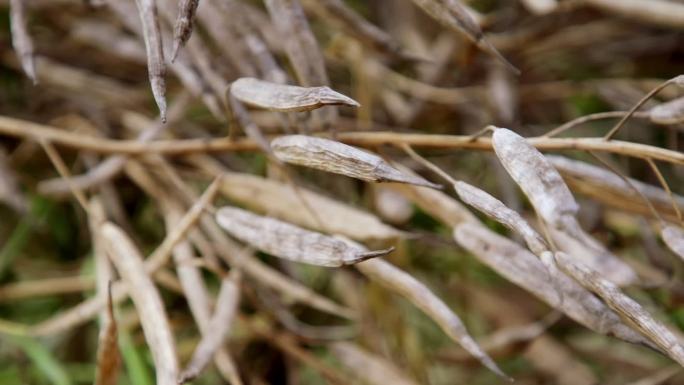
650,96,684,124
9,0,36,84
133,0,167,121
230,77,359,112
355,257,509,380
271,135,441,188
662,225,684,261
215,207,393,267
409,0,519,74
101,222,179,385
551,251,684,366
179,272,241,383
330,342,420,385
453,223,653,347
171,0,200,61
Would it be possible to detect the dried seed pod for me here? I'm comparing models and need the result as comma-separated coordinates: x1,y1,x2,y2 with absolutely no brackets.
520,0,557,14
271,135,441,189
453,181,547,255
373,186,413,225
650,97,684,124
179,272,240,383
230,77,359,112
330,342,420,385
355,257,509,380
409,0,518,74
552,251,684,366
215,207,393,267
9,0,36,84
662,225,684,261
135,0,167,121
492,127,579,226
171,0,200,61
101,222,179,385
454,223,652,348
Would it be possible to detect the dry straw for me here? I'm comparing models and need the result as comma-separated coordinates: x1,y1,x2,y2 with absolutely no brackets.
93,283,120,385
9,0,36,84
171,0,200,61
134,0,167,121
331,342,420,385
215,206,394,267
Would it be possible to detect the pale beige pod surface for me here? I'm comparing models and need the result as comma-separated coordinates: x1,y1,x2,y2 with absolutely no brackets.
271,135,441,188
492,127,579,225
215,206,392,267
230,77,359,112
651,96,684,124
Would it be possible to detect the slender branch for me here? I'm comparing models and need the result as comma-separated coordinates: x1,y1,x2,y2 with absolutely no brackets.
0,116,683,165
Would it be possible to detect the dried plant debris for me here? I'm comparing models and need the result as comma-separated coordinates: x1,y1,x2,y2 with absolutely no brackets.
409,0,518,74
492,127,637,285
650,96,684,124
230,77,359,112
662,225,684,261
209,169,402,242
454,223,653,347
215,207,393,267
356,257,509,380
134,0,167,121
271,135,441,188
331,342,420,385
94,283,120,385
520,0,557,14
171,0,200,61
9,0,36,83
551,251,684,366
101,222,179,385
179,272,240,383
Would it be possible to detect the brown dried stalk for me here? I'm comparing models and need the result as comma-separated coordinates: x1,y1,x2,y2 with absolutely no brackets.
355,257,509,379
179,272,241,383
330,342,420,385
216,207,393,267
552,250,684,366
650,96,684,124
134,0,167,121
409,0,519,74
94,283,120,385
9,0,36,83
102,222,179,385
272,135,441,188
171,0,200,61
230,77,359,112
582,0,684,29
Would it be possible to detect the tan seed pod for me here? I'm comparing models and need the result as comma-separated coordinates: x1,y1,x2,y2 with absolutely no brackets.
9,0,36,84
552,251,684,366
171,0,200,61
101,222,179,385
179,272,241,383
373,186,414,225
215,207,393,267
355,257,509,379
230,77,359,112
650,96,684,124
135,0,167,121
454,223,652,348
330,342,420,385
492,127,579,226
453,181,548,255
271,135,441,189
662,225,684,261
